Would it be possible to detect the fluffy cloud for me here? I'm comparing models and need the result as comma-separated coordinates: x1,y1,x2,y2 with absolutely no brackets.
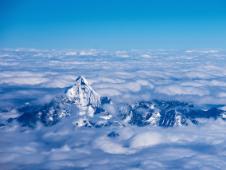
94,136,130,154
155,85,209,96
130,132,163,149
1,49,226,169
1,120,226,169
0,71,48,85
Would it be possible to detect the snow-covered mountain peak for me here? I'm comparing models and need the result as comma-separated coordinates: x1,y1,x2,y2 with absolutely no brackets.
65,76,101,114
13,77,225,128
75,75,89,86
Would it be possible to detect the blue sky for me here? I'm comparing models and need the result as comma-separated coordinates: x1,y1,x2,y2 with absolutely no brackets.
0,0,226,49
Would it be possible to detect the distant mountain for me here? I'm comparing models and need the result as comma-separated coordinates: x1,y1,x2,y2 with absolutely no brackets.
12,76,226,128
119,100,225,127
16,76,112,128
65,76,101,117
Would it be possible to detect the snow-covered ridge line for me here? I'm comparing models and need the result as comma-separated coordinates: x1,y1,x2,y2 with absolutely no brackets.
3,76,226,128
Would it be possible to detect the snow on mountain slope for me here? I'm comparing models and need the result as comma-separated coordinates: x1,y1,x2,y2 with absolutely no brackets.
119,100,224,127
16,76,113,128
11,76,226,128
65,76,101,117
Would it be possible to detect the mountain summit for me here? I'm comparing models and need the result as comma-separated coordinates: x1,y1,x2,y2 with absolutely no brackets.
65,76,101,117
13,76,226,128
16,76,113,128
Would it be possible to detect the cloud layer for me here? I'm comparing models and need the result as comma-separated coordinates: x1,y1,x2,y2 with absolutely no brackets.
0,49,226,169
1,49,226,106
1,119,226,169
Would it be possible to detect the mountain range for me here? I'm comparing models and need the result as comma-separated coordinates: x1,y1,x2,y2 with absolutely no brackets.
8,76,226,128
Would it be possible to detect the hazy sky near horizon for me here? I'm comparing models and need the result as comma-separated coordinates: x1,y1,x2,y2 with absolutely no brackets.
0,0,226,49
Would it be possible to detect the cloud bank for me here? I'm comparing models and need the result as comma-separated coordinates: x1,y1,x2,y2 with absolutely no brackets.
0,49,226,169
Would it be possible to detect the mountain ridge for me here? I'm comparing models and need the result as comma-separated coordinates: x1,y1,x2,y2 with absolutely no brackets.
7,76,226,128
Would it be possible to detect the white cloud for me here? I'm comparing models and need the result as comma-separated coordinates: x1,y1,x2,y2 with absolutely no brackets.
1,49,226,104
115,50,129,58
130,132,163,149
155,85,209,96
217,92,226,98
0,71,48,85
1,49,226,169
94,136,131,154
79,49,98,56
97,88,121,96
1,116,226,169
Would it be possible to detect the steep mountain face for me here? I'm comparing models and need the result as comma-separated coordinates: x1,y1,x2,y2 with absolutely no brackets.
65,76,101,117
14,76,226,128
16,76,112,128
